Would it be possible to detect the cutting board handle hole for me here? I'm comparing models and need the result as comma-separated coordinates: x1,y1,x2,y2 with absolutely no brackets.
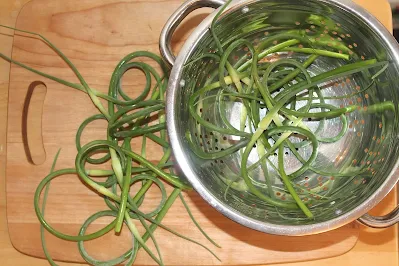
22,81,47,165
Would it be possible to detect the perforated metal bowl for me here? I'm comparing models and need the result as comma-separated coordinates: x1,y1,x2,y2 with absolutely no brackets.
160,0,399,235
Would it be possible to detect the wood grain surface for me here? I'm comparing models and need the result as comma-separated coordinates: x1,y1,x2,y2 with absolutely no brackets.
1,0,398,266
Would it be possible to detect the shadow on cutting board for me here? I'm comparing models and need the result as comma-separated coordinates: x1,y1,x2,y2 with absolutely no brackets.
186,191,360,252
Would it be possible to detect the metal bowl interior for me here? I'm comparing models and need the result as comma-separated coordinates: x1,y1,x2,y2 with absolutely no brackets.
167,0,399,235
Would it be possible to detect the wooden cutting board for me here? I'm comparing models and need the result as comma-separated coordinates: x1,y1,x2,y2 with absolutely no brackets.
5,0,368,265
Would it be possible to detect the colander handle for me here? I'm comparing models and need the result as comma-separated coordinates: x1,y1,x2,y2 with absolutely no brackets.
160,0,225,66
358,206,399,228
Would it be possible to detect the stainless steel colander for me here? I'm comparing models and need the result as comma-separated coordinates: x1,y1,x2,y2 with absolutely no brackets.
160,0,399,235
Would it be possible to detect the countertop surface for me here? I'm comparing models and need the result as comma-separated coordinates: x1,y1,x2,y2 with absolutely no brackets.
0,0,398,265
